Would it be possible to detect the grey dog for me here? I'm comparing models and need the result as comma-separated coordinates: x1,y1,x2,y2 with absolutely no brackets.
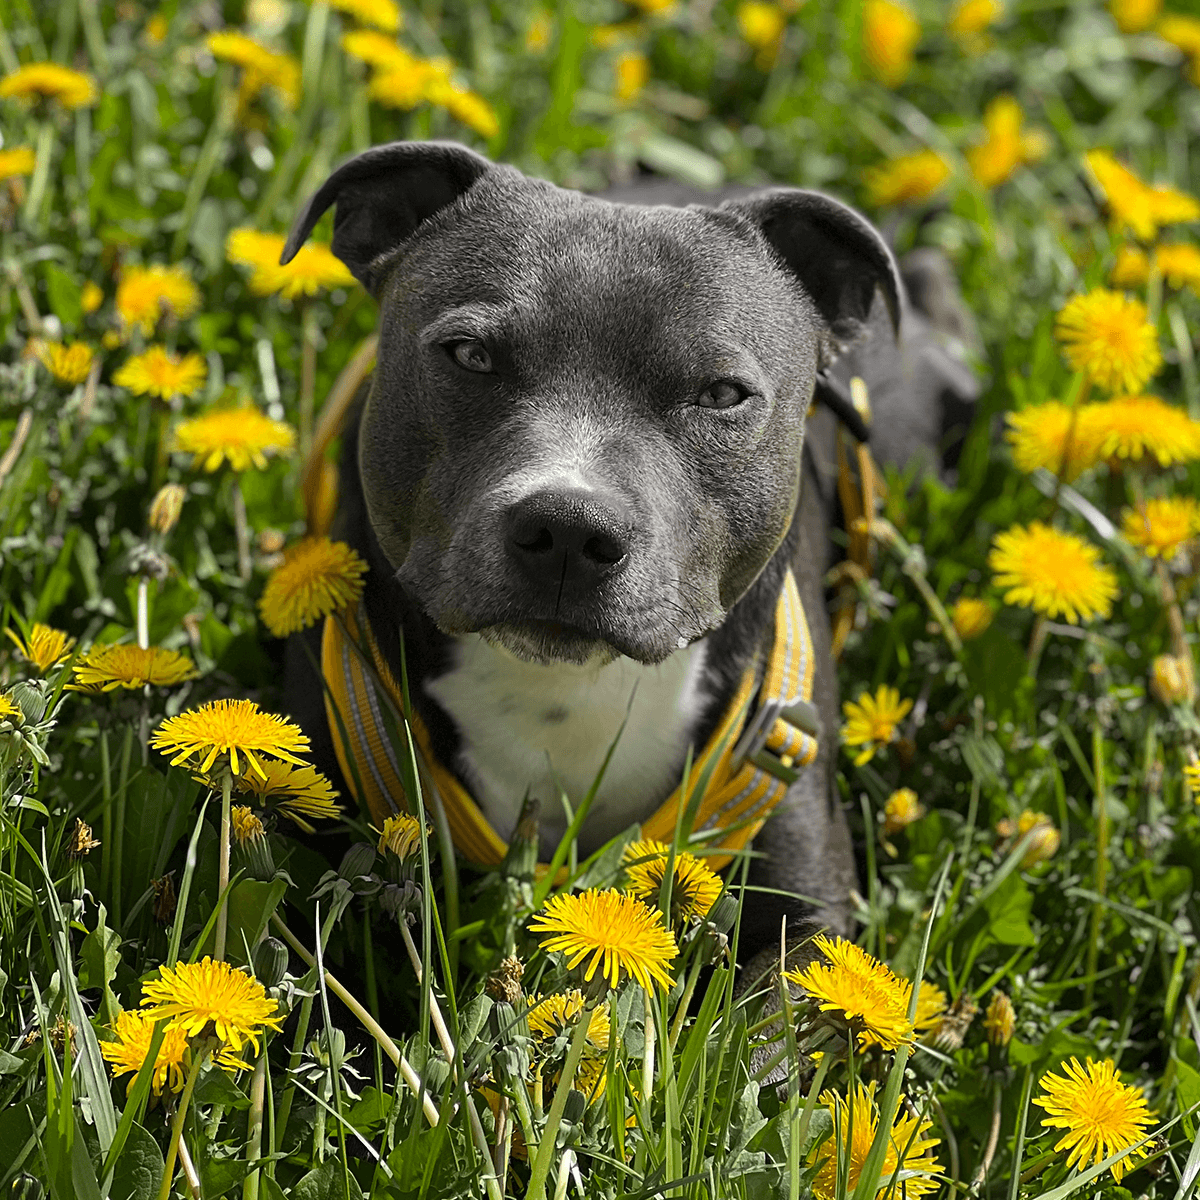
282,140,977,961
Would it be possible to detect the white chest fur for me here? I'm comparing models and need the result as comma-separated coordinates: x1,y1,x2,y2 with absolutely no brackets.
423,636,711,854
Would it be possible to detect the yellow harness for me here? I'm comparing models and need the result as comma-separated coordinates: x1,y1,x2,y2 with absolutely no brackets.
321,568,819,873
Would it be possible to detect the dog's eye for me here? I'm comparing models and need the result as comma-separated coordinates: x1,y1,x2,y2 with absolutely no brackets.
696,380,748,409
449,340,493,373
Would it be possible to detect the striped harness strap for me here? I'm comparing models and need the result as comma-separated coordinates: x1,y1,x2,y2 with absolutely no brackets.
321,568,819,873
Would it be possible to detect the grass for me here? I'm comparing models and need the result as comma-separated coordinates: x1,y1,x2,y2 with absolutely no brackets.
2,0,1200,1196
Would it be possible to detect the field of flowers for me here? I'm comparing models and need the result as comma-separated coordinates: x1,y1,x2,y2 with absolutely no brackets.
3,0,1200,1196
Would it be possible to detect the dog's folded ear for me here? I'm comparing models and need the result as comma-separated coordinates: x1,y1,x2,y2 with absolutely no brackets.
721,189,902,353
282,140,492,292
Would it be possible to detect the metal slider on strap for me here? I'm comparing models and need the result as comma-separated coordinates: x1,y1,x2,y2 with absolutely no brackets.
731,698,821,783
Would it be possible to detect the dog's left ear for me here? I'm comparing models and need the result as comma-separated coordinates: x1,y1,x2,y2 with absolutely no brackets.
721,189,902,352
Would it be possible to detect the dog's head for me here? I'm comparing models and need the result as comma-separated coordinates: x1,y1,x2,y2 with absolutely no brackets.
286,141,900,666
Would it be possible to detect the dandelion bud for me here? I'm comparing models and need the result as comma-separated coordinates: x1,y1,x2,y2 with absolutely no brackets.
65,817,100,859
983,991,1015,1046
486,954,526,1005
1149,653,1195,707
502,795,540,881
1020,818,1060,868
339,841,377,881
148,483,185,534
705,891,740,938
882,787,925,837
380,880,422,925
254,937,290,989
951,597,993,641
378,813,424,861
231,805,266,845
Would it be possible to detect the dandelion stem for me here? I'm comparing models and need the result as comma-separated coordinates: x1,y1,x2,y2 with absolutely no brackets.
157,1044,211,1200
1026,614,1048,674
22,122,55,233
176,1137,201,1199
668,953,703,1051
214,771,232,961
231,475,252,583
273,990,313,1163
641,986,656,1132
242,1047,267,1200
969,1079,1003,1193
1085,722,1108,1006
299,302,318,464
525,999,595,1200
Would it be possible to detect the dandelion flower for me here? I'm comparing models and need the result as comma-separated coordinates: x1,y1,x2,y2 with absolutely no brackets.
785,935,915,1049
172,404,296,473
377,813,425,859
863,149,950,208
967,95,1047,189
1086,394,1200,465
6,623,75,672
329,0,402,32
434,82,500,137
234,760,342,829
914,981,948,1033
1149,654,1194,706
1055,289,1161,395
341,29,415,68
989,523,1117,624
368,56,452,109
613,52,649,103
809,1081,940,1200
1185,761,1200,795
1034,1058,1155,1182
1159,14,1200,83
35,341,95,386
226,228,355,300
0,62,98,108
1111,0,1160,32
840,684,913,766
81,281,103,313
1155,242,1200,292
1085,150,1200,241
116,265,200,336
950,597,993,640
0,692,22,725
258,537,368,637
948,0,1001,37
863,0,920,87
621,839,724,923
140,957,283,1055
737,2,786,66
1121,496,1200,558
527,990,611,1101
997,809,1061,866
151,698,311,781
231,805,266,844
70,644,199,692
114,346,206,401
983,991,1016,1045
882,788,925,836
529,888,678,993
1005,401,1106,479
207,31,300,107
0,146,36,181
1110,244,1150,288
101,1010,192,1095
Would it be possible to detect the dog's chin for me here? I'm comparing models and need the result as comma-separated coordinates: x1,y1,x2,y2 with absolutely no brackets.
477,621,621,667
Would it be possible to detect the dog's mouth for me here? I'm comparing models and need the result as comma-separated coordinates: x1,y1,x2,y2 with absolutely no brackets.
474,618,624,667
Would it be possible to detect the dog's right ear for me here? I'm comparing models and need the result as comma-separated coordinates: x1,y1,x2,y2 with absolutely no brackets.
282,140,492,293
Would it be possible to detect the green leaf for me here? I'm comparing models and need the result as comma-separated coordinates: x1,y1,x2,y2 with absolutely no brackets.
194,876,289,965
983,873,1037,947
291,1159,365,1200
192,1067,250,1110
43,263,82,329
1178,1060,1200,1140
77,905,121,1026
107,1122,163,1200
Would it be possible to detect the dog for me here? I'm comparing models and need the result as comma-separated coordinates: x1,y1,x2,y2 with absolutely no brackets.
281,140,978,963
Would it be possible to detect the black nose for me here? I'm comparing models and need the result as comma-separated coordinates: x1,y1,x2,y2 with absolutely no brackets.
504,488,632,586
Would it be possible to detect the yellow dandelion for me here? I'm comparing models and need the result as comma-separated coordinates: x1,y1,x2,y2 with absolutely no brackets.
341,29,414,69
628,0,675,11
0,692,22,725
1085,150,1200,241
809,1081,941,1200
1185,761,1200,796
1055,289,1161,395
113,346,206,401
529,888,678,993
737,2,786,66
1121,496,1200,558
951,597,993,641
612,51,650,103
233,760,342,830
527,990,611,1102
35,341,95,386
863,0,920,87
998,809,1061,866
1160,13,1200,83
328,0,402,32
368,56,452,109
1111,0,1160,32
378,813,425,859
525,12,553,53
1085,394,1200,466
863,149,950,208
69,644,198,692
140,957,283,1056
983,991,1015,1046
1005,401,1106,479
1033,1058,1155,1182
1110,244,1150,288
258,537,368,638
231,805,266,844
116,264,200,336
948,0,1001,36
172,404,296,473
967,95,1046,189
621,839,724,923
1155,242,1200,292
81,281,103,314
5,623,75,673
151,698,311,781
145,13,169,44
1149,654,1194,706
840,684,913,766
914,980,948,1033
0,146,36,181
426,80,500,138
989,522,1117,624
207,31,299,108
785,935,915,1050
0,62,98,109
882,787,925,837
226,227,355,300
101,1010,192,1095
